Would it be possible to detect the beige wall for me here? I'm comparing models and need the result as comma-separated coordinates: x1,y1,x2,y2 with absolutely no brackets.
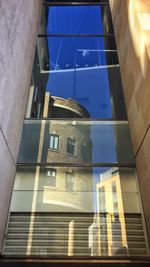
109,0,150,241
0,0,42,253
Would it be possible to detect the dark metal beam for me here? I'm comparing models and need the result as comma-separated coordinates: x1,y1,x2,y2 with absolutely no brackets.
43,1,109,7
17,162,136,168
0,257,150,267
38,34,114,38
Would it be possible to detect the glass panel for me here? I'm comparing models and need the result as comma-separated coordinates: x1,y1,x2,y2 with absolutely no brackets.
67,138,76,155
18,120,134,164
49,135,54,148
4,167,149,257
47,168,56,187
32,36,126,119
65,172,75,191
39,5,113,35
54,136,59,149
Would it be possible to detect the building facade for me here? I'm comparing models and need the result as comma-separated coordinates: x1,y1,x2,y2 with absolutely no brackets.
0,0,150,266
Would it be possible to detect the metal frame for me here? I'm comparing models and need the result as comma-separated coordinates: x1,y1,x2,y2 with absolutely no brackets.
43,1,109,6
17,162,136,168
23,118,127,122
38,34,115,37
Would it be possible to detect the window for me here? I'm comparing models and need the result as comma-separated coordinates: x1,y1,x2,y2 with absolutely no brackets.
67,138,76,155
98,187,106,213
112,182,117,193
111,181,118,213
47,168,56,187
49,134,59,150
81,142,88,162
65,172,75,191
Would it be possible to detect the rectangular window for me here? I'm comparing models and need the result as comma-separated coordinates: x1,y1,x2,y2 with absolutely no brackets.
47,168,56,187
98,187,106,213
111,181,118,213
65,172,75,191
49,134,59,150
67,138,76,155
81,142,88,162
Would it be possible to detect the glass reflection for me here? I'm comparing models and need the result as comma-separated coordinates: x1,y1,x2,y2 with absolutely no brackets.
32,35,126,119
5,167,148,257
18,119,134,164
4,2,149,259
29,2,127,120
37,36,117,72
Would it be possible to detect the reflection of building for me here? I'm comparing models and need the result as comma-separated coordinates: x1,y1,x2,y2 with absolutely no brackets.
88,214,99,256
1,0,150,265
40,92,93,213
96,168,148,256
8,93,93,256
40,93,93,255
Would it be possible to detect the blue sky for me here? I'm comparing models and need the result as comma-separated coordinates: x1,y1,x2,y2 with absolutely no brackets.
45,5,113,119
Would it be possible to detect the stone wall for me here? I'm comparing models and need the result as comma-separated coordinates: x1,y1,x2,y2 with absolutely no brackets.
0,0,42,253
109,0,150,241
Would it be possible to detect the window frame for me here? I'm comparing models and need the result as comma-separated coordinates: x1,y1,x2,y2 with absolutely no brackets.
49,134,59,150
66,138,76,155
81,142,88,162
65,172,76,191
46,168,57,187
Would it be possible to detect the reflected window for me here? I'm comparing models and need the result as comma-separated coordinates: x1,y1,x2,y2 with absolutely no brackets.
47,168,56,187
65,172,75,191
81,142,88,162
49,134,59,150
112,181,118,213
98,187,106,213
67,138,76,155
